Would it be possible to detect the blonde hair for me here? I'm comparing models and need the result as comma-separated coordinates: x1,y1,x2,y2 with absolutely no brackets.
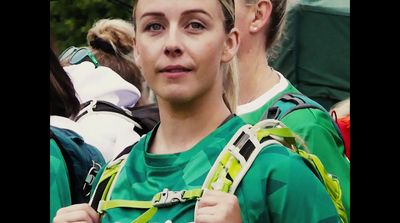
330,97,350,118
87,19,144,92
87,19,135,62
219,0,238,113
132,0,238,113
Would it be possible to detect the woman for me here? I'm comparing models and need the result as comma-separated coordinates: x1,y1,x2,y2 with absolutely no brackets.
53,0,339,222
59,19,147,161
234,0,350,219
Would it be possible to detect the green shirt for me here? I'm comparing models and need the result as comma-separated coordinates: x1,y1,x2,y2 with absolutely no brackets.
50,139,71,222
237,75,350,219
99,116,339,223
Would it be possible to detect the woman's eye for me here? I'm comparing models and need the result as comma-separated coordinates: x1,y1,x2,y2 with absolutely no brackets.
187,22,205,30
145,23,163,31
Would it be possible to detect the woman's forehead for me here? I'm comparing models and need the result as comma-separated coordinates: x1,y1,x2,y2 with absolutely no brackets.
135,0,224,18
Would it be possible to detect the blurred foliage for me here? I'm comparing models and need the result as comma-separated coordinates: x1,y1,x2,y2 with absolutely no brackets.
50,0,132,54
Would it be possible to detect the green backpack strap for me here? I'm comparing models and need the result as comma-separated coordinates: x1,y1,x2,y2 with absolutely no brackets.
263,93,344,140
263,93,325,120
89,144,134,212
200,124,282,194
254,119,348,223
97,188,204,223
89,144,202,223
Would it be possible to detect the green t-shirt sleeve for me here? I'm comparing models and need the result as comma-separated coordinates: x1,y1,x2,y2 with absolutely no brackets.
262,145,340,223
281,109,350,219
50,139,71,223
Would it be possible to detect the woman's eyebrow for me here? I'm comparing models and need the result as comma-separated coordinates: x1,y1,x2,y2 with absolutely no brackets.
139,9,212,21
140,12,165,20
182,9,212,19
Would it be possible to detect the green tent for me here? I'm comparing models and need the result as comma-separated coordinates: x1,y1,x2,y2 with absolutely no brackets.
270,0,349,110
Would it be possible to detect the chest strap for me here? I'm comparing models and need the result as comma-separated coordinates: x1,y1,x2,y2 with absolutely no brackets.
97,188,204,223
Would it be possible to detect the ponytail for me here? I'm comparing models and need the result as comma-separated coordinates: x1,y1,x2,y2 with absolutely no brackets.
223,56,239,113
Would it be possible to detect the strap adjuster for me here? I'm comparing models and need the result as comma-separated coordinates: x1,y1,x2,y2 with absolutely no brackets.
83,161,102,197
152,188,185,208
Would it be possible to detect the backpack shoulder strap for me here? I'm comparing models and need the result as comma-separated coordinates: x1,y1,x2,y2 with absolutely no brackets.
75,100,133,121
90,144,134,212
128,103,160,135
263,93,326,120
201,123,284,194
75,100,149,135
263,93,344,140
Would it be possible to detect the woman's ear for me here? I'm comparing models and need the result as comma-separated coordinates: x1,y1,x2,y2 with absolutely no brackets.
133,37,142,70
222,28,240,63
249,0,272,33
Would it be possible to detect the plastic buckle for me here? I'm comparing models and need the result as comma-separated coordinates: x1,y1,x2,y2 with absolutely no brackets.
152,189,185,208
97,200,104,214
83,161,102,197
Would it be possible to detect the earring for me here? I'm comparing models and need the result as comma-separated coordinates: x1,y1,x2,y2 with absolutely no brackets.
251,26,258,32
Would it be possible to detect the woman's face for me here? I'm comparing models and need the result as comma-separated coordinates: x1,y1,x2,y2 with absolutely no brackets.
133,0,234,105
234,0,256,59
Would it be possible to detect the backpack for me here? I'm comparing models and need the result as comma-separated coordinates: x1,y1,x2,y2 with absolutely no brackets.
50,126,106,204
89,118,348,223
262,93,348,222
263,93,342,133
75,100,160,136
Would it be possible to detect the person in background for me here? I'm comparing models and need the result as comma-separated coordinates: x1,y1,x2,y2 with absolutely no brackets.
53,0,339,222
234,0,350,219
59,18,151,161
50,48,105,222
330,97,350,160
87,18,153,106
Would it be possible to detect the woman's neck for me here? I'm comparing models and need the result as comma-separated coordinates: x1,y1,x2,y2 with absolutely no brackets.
149,95,231,154
237,49,279,105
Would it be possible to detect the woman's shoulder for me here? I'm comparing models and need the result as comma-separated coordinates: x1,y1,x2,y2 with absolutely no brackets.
248,142,318,180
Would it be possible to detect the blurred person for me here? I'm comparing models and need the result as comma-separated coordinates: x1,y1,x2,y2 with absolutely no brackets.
53,0,340,222
59,18,157,162
330,97,350,160
234,0,350,219
87,18,152,106
50,48,105,222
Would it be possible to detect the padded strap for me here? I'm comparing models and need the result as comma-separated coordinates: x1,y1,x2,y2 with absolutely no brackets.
90,154,129,211
263,93,325,120
201,124,264,194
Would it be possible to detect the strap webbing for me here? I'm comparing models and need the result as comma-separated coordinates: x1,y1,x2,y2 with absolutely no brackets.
131,207,158,223
101,200,153,210
98,188,203,223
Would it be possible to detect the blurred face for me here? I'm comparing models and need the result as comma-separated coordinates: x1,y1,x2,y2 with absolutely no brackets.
134,0,231,105
234,0,255,58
